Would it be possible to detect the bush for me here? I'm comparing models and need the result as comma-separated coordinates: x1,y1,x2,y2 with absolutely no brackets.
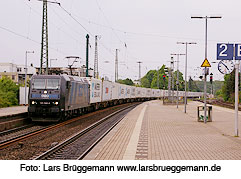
215,89,222,98
0,77,19,108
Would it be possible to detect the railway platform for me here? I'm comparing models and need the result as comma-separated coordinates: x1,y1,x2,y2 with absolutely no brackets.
0,106,28,131
0,106,27,118
84,100,241,160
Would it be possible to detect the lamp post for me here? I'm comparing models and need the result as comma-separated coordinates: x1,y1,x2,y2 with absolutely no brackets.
171,53,185,108
177,42,197,113
86,34,89,77
115,49,120,82
191,15,222,123
25,51,34,106
137,61,143,82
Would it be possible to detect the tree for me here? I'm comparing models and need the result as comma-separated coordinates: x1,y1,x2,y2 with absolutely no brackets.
141,65,168,89
141,77,150,88
221,71,235,102
0,77,19,107
188,77,201,92
145,70,156,86
172,71,185,91
117,78,134,86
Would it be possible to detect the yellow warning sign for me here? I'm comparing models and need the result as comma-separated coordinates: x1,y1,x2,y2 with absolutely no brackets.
201,58,211,67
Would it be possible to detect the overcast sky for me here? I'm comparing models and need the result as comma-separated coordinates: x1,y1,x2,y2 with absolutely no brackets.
1,0,241,81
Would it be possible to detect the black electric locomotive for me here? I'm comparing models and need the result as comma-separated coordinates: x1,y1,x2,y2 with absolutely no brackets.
28,74,90,122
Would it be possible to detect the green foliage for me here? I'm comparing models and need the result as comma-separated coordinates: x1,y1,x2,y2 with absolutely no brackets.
141,65,167,89
143,70,156,88
117,78,134,86
0,77,19,108
195,80,224,94
188,77,201,92
140,64,187,90
172,71,185,91
221,71,235,102
141,77,151,88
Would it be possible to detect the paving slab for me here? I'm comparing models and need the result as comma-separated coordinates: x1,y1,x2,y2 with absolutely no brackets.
84,100,241,160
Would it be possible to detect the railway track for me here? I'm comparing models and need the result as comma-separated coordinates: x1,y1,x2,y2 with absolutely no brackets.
0,112,92,150
34,104,137,160
0,124,34,137
196,99,241,110
0,124,54,149
0,102,139,153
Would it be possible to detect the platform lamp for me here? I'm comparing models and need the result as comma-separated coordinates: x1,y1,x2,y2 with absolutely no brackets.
25,51,34,106
191,15,222,123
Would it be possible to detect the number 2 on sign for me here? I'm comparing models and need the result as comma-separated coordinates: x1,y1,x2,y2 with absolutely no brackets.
219,44,228,57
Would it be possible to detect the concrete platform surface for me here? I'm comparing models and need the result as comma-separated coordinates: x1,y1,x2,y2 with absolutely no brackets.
0,106,27,118
84,100,241,160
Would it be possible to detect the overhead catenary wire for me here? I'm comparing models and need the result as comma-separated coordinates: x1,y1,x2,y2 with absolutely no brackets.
0,25,67,56
23,1,84,54
95,0,126,47
25,1,84,46
25,0,185,79
54,2,117,58
58,3,94,37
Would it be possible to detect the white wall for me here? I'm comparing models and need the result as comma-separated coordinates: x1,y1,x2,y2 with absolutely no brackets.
19,87,29,105
0,63,17,72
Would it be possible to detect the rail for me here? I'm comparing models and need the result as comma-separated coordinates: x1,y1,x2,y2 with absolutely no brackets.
34,104,137,160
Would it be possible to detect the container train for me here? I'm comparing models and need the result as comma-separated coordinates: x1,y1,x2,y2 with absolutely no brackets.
28,74,203,122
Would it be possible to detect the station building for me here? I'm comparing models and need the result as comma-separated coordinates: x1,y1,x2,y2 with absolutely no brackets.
0,63,36,84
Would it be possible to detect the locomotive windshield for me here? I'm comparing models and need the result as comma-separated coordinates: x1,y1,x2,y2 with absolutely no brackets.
32,79,60,90
32,79,45,89
46,79,60,89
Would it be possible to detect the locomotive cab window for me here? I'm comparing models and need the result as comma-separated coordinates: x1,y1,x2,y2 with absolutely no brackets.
32,79,60,89
46,79,60,89
32,79,45,89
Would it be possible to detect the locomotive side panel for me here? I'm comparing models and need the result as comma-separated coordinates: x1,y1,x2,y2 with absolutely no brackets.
66,81,89,110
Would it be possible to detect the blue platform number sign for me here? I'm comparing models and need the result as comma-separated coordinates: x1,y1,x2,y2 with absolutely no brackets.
217,43,234,60
235,44,241,60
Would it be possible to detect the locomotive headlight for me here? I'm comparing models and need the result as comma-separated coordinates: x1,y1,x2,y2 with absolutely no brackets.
44,90,47,94
32,101,36,105
54,102,59,105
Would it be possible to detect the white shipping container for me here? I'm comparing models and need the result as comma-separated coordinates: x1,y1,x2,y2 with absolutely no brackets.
102,80,112,102
164,90,168,96
81,77,102,104
119,84,125,99
130,86,136,98
141,88,146,98
136,87,142,98
124,85,131,99
156,89,161,97
179,91,184,96
146,88,152,97
151,89,155,98
112,82,119,100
